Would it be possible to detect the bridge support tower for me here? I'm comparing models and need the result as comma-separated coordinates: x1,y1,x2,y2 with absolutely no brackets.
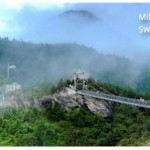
73,69,85,91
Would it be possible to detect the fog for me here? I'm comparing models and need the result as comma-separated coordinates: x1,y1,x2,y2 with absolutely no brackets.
0,3,150,90
0,3,149,64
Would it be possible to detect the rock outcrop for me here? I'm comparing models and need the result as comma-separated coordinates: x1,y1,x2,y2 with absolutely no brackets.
38,92,115,117
0,91,31,108
0,82,31,108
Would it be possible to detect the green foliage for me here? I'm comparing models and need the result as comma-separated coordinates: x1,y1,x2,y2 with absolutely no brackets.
0,102,150,146
65,108,95,127
0,79,150,146
44,102,65,121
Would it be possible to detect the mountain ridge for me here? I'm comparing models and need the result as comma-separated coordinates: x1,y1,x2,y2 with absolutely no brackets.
0,37,150,92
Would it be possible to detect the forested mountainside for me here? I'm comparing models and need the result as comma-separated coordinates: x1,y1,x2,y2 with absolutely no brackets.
1,3,150,147
0,40,150,145
0,37,150,92
0,79,150,146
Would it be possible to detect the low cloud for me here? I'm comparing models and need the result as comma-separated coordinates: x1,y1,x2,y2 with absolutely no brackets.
1,3,150,64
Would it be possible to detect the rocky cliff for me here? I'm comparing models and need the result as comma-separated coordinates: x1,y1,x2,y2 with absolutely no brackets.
0,82,31,109
0,91,31,108
38,92,115,117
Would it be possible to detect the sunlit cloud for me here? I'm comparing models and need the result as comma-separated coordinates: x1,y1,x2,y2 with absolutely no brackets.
0,0,67,11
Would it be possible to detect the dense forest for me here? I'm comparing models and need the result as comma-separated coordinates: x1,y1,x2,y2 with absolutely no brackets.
0,37,150,92
0,79,150,146
0,37,150,146
0,104,149,146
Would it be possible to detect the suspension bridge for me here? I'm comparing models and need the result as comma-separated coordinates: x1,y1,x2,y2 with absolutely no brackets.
77,90,150,108
73,69,150,109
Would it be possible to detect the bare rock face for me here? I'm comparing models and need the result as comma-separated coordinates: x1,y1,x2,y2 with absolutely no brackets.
38,93,115,117
0,83,31,109
38,94,80,112
0,91,31,108
77,95,115,117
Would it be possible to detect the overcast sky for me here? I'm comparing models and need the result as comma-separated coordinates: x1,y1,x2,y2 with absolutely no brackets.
0,1,150,63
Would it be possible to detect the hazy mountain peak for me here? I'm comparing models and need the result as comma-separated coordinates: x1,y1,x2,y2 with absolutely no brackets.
59,9,100,22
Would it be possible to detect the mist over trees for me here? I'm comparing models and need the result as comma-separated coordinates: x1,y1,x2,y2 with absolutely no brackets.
0,37,150,92
1,3,150,147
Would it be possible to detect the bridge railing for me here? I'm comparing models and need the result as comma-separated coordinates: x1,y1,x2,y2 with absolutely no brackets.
77,90,150,107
